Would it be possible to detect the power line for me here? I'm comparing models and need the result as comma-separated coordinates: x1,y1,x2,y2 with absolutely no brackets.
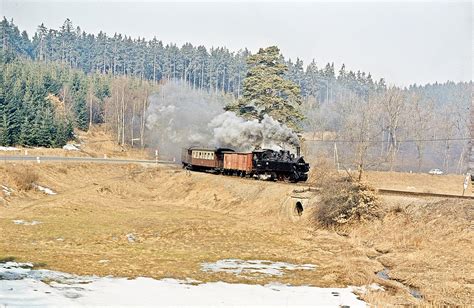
304,137,471,143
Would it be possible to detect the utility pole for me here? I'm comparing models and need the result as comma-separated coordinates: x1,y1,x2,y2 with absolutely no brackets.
334,142,340,170
325,80,329,103
469,92,474,192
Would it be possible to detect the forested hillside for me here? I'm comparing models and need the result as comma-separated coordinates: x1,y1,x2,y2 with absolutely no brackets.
0,52,77,147
1,17,468,104
0,50,158,148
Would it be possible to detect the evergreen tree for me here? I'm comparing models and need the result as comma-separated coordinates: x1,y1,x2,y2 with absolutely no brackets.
70,73,89,130
227,46,303,130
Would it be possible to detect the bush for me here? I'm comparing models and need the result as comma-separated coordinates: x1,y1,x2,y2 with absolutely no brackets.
307,156,339,187
8,166,39,191
316,177,382,227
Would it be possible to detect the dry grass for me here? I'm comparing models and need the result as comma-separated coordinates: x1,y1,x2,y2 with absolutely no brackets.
363,170,470,196
0,124,150,160
6,165,39,191
0,162,472,306
348,197,474,306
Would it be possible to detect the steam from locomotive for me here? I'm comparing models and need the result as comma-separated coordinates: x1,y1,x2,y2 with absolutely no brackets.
145,82,300,158
209,111,299,150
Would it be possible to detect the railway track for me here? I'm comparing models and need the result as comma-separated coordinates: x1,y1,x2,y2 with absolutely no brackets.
376,188,474,200
293,184,474,200
183,169,474,200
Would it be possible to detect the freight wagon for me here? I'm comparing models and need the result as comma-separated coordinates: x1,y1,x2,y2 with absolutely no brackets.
222,152,253,176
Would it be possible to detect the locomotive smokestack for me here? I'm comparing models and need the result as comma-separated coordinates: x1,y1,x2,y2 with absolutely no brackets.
296,146,301,157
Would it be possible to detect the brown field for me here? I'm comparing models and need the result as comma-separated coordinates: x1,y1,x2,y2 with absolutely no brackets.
0,125,151,160
364,170,470,196
0,162,473,306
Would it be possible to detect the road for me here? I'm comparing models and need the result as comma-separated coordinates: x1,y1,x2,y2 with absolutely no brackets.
0,155,178,165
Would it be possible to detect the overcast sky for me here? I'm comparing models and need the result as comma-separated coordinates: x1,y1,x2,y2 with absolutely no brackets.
1,0,472,86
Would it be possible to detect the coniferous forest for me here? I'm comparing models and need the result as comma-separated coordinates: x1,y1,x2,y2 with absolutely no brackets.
0,17,471,173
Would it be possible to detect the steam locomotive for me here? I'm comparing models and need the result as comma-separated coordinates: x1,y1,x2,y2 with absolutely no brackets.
181,147,310,182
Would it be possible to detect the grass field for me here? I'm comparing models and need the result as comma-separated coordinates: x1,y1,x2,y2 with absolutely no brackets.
0,162,472,305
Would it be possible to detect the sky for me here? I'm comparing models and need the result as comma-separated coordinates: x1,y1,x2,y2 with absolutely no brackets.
1,0,472,86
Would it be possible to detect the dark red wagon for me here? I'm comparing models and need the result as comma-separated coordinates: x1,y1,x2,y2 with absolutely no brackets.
223,152,253,173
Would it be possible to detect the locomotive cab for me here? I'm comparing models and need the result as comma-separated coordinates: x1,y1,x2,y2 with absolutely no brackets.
252,149,309,182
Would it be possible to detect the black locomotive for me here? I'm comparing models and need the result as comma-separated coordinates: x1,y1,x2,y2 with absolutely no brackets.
252,149,309,182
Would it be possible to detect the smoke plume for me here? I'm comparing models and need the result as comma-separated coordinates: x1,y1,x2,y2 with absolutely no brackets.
145,82,299,159
209,111,299,150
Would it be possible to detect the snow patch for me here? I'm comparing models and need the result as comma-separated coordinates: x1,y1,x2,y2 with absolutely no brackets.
63,144,79,151
1,185,13,196
126,233,137,243
12,220,41,226
0,146,19,151
0,262,366,307
351,283,385,295
33,184,57,195
201,259,317,277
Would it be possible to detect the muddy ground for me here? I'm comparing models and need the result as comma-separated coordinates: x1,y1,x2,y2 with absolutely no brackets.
0,163,473,306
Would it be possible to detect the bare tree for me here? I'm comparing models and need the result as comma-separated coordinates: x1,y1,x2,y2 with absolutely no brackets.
378,88,406,171
406,93,434,171
103,77,158,148
336,91,381,181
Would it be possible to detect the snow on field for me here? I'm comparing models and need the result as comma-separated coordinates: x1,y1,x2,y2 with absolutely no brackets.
33,184,57,195
0,146,19,151
0,262,366,307
63,144,80,151
201,259,316,277
351,283,384,295
12,220,41,226
1,185,13,196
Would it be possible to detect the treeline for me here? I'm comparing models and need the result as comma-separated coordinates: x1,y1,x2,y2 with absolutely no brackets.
0,50,158,148
0,51,77,147
304,81,472,174
1,17,385,102
1,16,471,174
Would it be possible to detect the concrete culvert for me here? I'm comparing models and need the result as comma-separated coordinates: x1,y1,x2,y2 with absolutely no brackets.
295,201,303,216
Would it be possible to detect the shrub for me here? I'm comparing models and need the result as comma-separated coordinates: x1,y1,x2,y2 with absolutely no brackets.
316,177,382,227
8,166,39,191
